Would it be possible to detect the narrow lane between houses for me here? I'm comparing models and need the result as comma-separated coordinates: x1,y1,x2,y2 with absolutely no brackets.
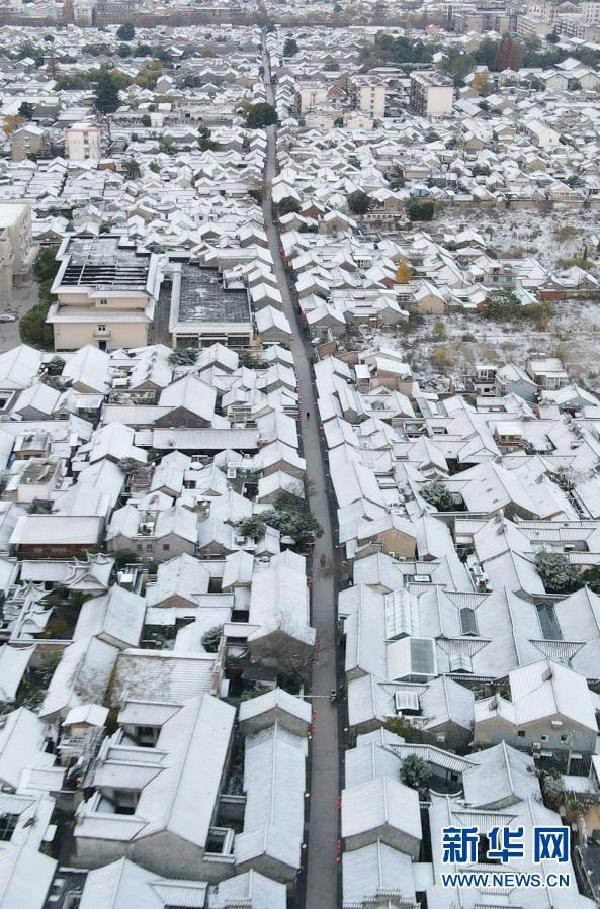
261,34,341,909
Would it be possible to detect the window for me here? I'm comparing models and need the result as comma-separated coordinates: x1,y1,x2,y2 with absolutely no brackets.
0,814,18,841
162,543,170,551
97,324,106,332
517,730,526,738
99,298,108,306
540,734,549,743
136,544,143,551
146,543,153,551
561,734,569,743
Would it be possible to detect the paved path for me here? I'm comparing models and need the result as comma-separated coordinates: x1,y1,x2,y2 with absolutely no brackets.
261,37,340,909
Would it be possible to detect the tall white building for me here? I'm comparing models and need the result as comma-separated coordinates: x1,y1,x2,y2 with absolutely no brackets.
65,121,103,161
354,79,386,119
410,71,454,117
0,203,35,302
583,0,600,22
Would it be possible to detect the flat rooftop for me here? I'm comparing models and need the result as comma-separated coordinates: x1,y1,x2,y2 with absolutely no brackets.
58,237,151,290
411,70,453,87
174,263,251,326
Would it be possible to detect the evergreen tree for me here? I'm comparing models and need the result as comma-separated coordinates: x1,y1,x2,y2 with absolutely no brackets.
123,159,141,179
283,37,298,57
401,755,433,790
116,22,135,41
347,189,371,215
245,102,278,128
94,70,121,114
18,101,35,120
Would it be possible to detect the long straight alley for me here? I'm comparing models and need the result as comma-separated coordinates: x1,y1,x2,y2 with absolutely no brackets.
261,34,340,909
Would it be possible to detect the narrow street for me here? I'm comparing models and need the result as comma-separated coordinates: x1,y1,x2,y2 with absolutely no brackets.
261,36,340,909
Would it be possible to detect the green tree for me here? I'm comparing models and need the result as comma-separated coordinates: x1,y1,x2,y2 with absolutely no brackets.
482,290,523,322
445,52,477,85
582,566,600,595
116,22,135,41
264,497,322,547
277,197,301,216
123,158,141,179
239,499,322,548
201,625,223,653
401,754,433,790
474,38,499,67
283,37,298,57
385,715,419,741
421,480,455,512
539,770,563,811
34,247,61,309
140,113,152,126
169,347,197,365
158,136,176,155
198,126,218,151
535,551,581,594
56,73,93,91
552,466,580,492
94,70,121,114
237,516,266,541
245,102,278,128
546,30,559,44
18,101,34,120
19,303,53,349
407,198,435,221
34,247,60,284
347,189,371,215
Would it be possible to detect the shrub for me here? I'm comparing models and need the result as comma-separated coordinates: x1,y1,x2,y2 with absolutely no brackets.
535,551,581,594
401,754,433,790
201,625,223,653
421,480,455,512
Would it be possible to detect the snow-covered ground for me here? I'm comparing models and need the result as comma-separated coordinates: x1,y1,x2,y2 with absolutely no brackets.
362,299,600,391
428,207,600,270
358,208,600,389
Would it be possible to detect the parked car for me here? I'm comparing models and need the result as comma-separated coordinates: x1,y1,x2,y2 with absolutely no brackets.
0,314,16,323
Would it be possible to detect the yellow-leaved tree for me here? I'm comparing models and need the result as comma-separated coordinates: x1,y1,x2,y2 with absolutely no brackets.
472,71,489,96
395,258,413,284
3,115,24,137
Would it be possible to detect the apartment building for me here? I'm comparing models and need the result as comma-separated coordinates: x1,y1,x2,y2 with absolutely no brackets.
47,236,162,351
65,121,104,161
353,78,386,119
410,70,454,117
0,202,35,302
